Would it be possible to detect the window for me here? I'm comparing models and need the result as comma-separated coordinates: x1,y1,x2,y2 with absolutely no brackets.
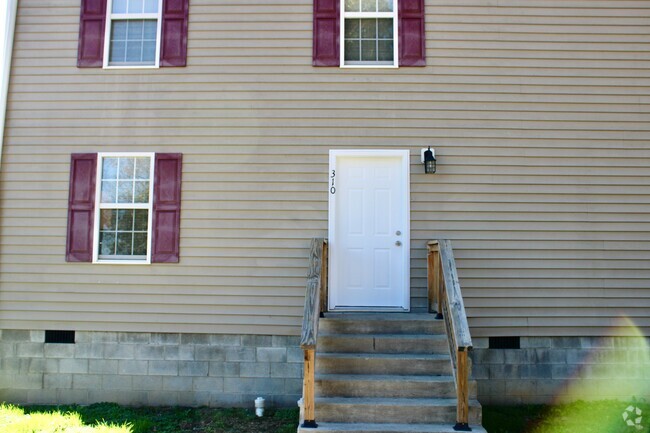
94,154,154,262
312,0,425,67
66,153,182,264
104,0,163,67
342,0,397,67
77,0,190,68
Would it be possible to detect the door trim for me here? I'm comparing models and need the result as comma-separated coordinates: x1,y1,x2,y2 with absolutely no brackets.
328,149,411,311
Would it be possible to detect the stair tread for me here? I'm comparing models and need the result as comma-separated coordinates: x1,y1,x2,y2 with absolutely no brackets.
299,422,487,433
319,333,447,339
318,353,449,360
316,397,482,406
316,374,454,382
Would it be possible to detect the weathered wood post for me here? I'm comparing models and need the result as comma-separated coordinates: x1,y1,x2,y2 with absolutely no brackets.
299,238,325,428
455,349,471,431
436,256,444,320
302,348,317,428
427,241,439,314
320,240,328,315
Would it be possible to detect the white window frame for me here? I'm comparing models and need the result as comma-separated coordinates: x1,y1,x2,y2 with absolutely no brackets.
103,0,163,69
93,152,156,264
340,0,399,68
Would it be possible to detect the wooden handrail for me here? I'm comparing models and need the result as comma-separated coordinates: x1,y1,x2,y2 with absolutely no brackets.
299,238,328,428
427,239,473,431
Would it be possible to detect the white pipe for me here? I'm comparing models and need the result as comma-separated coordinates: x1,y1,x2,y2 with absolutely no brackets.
0,0,19,168
254,396,265,417
297,398,304,425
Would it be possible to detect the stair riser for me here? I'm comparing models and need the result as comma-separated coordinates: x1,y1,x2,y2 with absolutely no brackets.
316,380,452,398
319,336,448,354
316,380,477,399
316,403,482,424
320,320,445,335
317,357,452,375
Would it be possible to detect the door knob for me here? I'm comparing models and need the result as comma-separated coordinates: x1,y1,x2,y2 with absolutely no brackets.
395,241,402,246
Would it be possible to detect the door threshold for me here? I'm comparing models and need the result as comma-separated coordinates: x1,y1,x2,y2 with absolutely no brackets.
328,307,410,313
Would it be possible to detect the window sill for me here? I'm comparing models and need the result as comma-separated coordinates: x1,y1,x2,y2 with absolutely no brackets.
340,64,399,69
93,259,151,265
103,65,160,70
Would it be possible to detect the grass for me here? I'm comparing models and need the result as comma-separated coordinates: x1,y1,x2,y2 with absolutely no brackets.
483,400,650,433
7,402,300,433
0,403,131,433
5,400,650,433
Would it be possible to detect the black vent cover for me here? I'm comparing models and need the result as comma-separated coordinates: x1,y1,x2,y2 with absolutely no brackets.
45,330,75,344
489,336,520,349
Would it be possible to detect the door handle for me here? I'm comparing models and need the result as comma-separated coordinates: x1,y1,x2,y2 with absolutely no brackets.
395,241,402,246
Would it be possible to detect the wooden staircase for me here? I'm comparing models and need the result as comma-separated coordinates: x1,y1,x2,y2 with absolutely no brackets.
298,239,486,433
301,313,484,432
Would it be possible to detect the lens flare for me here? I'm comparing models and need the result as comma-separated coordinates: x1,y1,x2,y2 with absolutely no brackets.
530,317,649,433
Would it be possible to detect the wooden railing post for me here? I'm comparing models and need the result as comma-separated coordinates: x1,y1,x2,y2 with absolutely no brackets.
320,240,328,315
302,348,317,428
300,238,327,429
455,349,471,431
435,252,444,320
426,241,438,314
428,239,474,431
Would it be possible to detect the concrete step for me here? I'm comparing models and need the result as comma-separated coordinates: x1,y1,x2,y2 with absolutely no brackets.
318,333,449,355
316,353,452,376
320,313,445,335
315,374,477,399
315,397,482,425
298,422,487,433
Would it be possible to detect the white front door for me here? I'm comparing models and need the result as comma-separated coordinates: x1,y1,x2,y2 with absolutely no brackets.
328,150,410,311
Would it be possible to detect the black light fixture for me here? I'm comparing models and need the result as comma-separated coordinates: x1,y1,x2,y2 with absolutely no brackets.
422,146,436,174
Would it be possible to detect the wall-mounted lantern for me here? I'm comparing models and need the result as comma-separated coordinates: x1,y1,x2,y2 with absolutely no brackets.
421,147,436,174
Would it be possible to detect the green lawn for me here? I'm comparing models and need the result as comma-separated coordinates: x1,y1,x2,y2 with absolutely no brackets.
2,403,299,433
0,403,131,433
483,400,650,433
4,400,649,433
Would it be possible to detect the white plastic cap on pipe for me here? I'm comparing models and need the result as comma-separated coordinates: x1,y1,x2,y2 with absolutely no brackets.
255,397,265,417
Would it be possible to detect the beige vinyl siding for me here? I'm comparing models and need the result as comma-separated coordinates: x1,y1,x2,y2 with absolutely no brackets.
1,0,649,337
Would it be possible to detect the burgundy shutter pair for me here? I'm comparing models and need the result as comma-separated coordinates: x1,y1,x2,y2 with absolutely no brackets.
313,0,425,66
66,154,183,263
77,0,190,67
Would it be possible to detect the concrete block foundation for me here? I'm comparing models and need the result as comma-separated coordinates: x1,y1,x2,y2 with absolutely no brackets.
471,336,650,404
0,330,302,407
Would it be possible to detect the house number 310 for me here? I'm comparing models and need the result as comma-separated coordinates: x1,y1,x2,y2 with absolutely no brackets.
330,170,336,194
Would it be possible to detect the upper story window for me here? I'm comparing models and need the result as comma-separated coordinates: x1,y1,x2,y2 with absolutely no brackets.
313,0,425,68
77,0,190,68
104,0,163,68
94,154,155,262
342,0,397,67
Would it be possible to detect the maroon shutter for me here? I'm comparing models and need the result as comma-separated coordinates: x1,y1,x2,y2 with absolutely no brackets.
66,154,97,262
77,0,107,67
152,154,182,263
398,0,426,66
160,0,190,67
313,0,339,66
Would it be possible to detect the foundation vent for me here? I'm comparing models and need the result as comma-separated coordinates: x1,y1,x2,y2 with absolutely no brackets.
45,330,75,344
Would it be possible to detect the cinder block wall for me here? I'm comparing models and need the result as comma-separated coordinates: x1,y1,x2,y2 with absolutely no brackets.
4,330,649,407
471,336,650,404
0,330,303,407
